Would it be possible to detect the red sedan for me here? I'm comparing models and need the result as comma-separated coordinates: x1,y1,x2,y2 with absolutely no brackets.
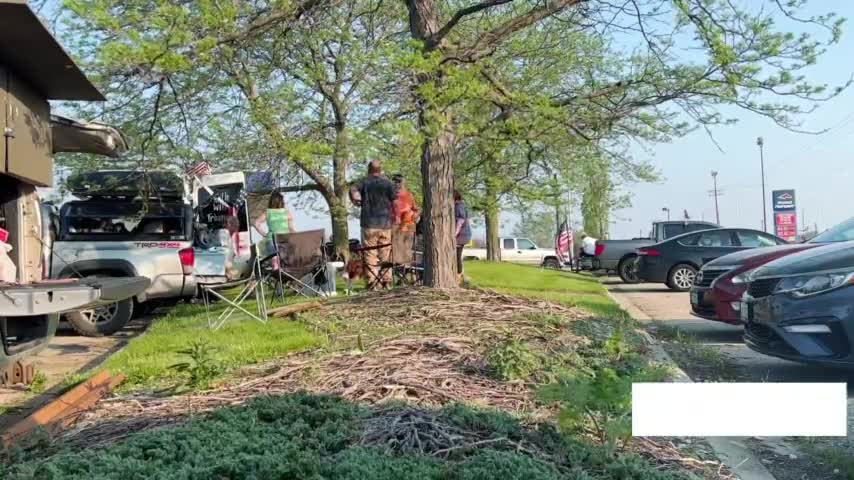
690,217,854,324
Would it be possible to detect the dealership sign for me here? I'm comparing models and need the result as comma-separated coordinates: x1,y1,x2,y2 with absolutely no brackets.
772,190,796,211
772,189,798,241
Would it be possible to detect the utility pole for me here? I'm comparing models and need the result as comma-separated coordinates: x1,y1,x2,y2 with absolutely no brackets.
757,137,768,232
710,171,721,224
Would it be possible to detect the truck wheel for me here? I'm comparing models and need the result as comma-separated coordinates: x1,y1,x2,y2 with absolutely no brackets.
618,255,641,284
543,258,561,270
66,298,134,337
667,264,697,292
132,300,156,319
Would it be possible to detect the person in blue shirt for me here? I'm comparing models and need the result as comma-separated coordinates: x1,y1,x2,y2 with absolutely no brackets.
454,190,472,284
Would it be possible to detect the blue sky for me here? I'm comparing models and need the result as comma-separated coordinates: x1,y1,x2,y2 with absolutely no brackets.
610,0,854,239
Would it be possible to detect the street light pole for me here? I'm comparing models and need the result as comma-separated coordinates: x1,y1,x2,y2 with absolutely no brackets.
757,137,768,232
711,171,720,224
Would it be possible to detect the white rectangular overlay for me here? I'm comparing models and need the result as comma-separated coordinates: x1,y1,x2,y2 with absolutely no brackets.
632,383,848,437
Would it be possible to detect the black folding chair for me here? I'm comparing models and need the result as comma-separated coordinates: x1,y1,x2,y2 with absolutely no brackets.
386,227,422,287
264,229,329,297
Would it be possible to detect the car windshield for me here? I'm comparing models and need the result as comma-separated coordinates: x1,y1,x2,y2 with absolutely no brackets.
60,201,189,242
808,217,854,243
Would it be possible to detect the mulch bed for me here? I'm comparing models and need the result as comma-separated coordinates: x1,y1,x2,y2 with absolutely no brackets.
45,287,733,479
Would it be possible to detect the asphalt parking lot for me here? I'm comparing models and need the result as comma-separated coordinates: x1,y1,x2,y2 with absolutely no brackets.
606,279,854,393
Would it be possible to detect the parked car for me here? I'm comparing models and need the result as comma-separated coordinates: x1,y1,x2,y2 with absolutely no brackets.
742,240,854,368
1,0,148,370
49,171,196,336
690,217,854,324
635,228,787,291
595,221,719,283
463,237,563,268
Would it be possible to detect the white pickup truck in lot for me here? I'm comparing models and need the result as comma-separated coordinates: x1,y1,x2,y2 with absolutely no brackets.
463,237,563,268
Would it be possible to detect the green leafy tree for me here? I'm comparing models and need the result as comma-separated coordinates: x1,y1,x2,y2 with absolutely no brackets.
59,0,846,288
61,0,405,257
400,0,844,287
512,207,556,249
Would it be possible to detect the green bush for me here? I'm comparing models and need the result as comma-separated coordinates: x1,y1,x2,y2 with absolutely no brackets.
485,333,541,381
2,394,690,480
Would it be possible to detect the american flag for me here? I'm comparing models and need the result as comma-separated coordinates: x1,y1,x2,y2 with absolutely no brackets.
187,161,212,178
555,220,572,265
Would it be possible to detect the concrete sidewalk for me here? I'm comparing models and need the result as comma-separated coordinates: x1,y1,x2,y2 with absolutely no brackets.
608,285,778,480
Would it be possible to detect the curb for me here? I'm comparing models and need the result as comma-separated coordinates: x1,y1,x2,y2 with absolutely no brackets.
606,290,777,480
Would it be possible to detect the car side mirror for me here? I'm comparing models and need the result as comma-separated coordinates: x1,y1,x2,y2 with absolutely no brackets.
529,246,537,250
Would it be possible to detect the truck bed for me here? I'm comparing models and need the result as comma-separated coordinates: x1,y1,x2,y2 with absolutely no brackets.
596,239,653,270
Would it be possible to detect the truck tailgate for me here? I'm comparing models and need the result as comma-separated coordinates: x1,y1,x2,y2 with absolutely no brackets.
0,277,149,317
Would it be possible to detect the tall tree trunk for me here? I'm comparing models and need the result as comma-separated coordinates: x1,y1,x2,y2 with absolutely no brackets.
420,126,457,287
331,121,350,259
407,0,458,288
329,199,349,260
484,178,501,261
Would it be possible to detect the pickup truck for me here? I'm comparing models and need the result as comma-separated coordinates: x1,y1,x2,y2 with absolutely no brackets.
463,237,563,268
50,171,196,337
596,221,720,283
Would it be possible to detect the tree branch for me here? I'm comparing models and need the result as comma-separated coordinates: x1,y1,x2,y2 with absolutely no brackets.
214,0,327,49
279,184,322,193
459,0,585,62
428,0,515,49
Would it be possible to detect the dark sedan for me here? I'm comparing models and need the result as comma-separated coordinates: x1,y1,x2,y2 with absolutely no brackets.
690,216,854,324
635,228,787,291
742,240,854,368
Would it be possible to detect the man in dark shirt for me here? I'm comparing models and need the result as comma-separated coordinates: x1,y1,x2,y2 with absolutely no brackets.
350,160,396,289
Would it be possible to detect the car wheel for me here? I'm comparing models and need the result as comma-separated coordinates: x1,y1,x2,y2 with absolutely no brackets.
543,258,561,270
66,298,134,337
667,264,697,292
617,255,641,284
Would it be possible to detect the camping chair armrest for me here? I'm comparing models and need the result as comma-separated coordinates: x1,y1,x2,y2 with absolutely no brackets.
353,243,392,253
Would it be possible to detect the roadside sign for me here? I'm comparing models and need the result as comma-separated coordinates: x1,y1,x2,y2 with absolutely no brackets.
772,190,796,211
775,212,797,240
771,189,797,241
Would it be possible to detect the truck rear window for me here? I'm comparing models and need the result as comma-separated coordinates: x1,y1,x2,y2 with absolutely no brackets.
59,201,190,242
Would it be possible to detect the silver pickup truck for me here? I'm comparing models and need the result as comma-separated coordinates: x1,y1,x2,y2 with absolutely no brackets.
49,171,197,336
595,221,719,283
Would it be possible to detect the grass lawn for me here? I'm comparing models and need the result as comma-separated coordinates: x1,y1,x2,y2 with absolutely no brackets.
465,261,627,319
104,298,320,391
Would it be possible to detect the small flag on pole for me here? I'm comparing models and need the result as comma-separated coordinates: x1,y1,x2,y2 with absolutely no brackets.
555,219,571,266
187,161,212,178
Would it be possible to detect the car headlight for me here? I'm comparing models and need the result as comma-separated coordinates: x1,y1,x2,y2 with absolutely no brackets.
773,271,854,298
731,268,757,284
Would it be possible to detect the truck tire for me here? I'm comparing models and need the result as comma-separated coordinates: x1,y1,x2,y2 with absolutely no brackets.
543,258,561,270
617,255,641,284
66,299,134,337
667,264,697,292
132,300,156,319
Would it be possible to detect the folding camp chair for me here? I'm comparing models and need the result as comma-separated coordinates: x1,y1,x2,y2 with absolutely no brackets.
352,241,393,291
386,227,423,287
264,229,329,297
201,244,270,330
